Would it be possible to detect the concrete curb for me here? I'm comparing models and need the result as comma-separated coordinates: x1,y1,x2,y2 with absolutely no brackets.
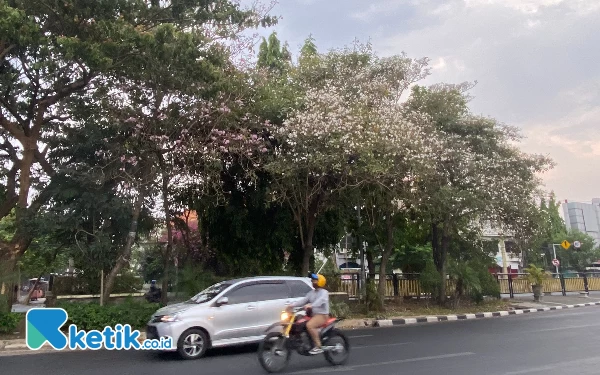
0,332,148,353
373,301,600,327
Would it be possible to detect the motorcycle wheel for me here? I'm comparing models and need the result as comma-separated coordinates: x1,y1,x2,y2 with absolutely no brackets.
258,332,291,373
323,329,350,366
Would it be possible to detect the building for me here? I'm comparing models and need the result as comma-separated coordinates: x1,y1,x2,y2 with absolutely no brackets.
561,199,600,246
480,224,521,274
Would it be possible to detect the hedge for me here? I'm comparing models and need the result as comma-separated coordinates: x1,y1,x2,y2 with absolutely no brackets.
56,299,160,331
0,312,22,334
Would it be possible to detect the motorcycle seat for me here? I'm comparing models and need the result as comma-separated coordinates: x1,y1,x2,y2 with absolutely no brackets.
319,317,337,328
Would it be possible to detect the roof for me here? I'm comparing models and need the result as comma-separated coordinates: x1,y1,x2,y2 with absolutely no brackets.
221,275,309,285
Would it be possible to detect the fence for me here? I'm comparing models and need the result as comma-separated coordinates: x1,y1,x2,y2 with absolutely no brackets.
49,273,144,296
334,273,456,299
333,272,600,299
494,272,600,298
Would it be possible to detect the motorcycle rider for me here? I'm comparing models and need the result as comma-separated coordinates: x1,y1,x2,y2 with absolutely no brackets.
287,273,330,355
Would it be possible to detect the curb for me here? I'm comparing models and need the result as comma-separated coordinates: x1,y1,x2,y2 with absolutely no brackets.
0,332,148,353
373,301,600,327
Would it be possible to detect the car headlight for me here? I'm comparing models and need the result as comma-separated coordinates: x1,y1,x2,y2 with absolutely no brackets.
280,312,290,321
161,315,179,322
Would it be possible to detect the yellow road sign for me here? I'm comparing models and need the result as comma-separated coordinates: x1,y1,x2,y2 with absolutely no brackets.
561,240,571,250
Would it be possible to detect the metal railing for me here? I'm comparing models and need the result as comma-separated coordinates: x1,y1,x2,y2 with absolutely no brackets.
332,271,600,299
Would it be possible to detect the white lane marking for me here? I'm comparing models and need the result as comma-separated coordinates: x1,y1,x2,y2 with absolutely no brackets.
353,342,413,349
501,356,600,374
522,323,600,333
348,335,373,338
287,352,476,374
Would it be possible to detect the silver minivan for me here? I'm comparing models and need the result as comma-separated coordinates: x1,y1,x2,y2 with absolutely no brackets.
146,276,313,359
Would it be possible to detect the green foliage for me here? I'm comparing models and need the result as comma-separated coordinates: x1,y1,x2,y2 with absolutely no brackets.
176,265,225,299
52,272,143,296
257,32,292,74
448,258,500,304
135,245,169,282
365,279,383,312
0,312,22,334
329,300,351,319
475,267,501,302
552,229,600,272
419,260,442,298
524,264,549,285
57,299,159,331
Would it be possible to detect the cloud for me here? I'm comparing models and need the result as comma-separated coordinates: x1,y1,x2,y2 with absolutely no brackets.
256,0,600,201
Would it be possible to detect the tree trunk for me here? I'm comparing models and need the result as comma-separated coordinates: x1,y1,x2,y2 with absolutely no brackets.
300,198,319,276
161,258,169,305
432,222,449,306
366,248,375,276
377,213,395,300
302,234,314,276
0,248,19,313
102,189,146,303
159,154,172,305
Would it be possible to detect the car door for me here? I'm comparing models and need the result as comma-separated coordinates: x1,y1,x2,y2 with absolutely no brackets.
287,279,313,300
254,281,295,334
210,282,265,342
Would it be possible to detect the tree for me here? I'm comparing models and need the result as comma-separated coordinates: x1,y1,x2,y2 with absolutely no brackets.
406,83,554,305
553,230,600,272
0,0,277,310
257,32,292,73
264,42,433,275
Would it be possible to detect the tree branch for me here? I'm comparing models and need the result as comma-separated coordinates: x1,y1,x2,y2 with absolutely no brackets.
0,44,16,63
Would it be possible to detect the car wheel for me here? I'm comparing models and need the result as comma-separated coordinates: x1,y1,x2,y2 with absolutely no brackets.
177,328,209,360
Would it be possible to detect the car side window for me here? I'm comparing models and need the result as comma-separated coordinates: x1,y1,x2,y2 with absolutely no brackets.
225,282,290,304
288,280,312,297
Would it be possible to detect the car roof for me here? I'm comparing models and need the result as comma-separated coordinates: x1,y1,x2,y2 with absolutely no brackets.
222,275,310,285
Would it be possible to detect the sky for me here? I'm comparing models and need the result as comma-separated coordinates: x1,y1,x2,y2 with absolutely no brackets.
246,0,600,204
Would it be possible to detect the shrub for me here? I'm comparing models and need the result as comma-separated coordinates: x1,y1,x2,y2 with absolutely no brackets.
57,299,160,331
0,312,22,334
474,267,501,302
176,265,225,298
330,300,351,319
419,261,441,299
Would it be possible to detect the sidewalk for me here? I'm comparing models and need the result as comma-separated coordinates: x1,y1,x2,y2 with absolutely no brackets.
373,294,600,327
508,293,600,309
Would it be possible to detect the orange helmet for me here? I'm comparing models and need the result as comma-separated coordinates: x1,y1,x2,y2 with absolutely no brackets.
308,273,326,288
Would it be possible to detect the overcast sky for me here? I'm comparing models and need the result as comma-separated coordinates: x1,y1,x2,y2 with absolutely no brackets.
249,0,600,204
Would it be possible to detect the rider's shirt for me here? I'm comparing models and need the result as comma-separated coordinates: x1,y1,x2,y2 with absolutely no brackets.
292,288,330,315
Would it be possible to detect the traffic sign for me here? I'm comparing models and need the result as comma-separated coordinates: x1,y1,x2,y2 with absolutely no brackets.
561,240,571,250
574,240,581,249
552,259,560,266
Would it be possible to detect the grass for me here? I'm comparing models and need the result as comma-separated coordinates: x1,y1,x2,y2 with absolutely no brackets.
346,298,515,319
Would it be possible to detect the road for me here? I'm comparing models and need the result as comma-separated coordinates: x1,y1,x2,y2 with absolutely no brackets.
4,306,600,374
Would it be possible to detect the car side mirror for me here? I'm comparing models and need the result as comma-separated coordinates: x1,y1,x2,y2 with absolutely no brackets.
216,297,228,306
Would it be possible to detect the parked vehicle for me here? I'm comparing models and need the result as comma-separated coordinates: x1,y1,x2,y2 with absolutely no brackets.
146,276,313,359
257,306,350,373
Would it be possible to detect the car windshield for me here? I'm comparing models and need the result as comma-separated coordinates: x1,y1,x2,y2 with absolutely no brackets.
186,282,231,304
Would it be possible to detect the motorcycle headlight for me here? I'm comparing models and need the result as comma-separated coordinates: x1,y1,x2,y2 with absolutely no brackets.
161,315,179,322
280,312,290,321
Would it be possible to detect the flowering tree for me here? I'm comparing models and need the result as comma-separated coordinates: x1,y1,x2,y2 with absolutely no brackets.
405,83,554,305
265,42,436,275
0,0,277,308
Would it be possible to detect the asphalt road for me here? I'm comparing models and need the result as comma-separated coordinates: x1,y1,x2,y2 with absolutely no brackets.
4,306,600,374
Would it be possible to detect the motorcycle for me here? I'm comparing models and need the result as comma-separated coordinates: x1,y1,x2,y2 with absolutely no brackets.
257,306,350,373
